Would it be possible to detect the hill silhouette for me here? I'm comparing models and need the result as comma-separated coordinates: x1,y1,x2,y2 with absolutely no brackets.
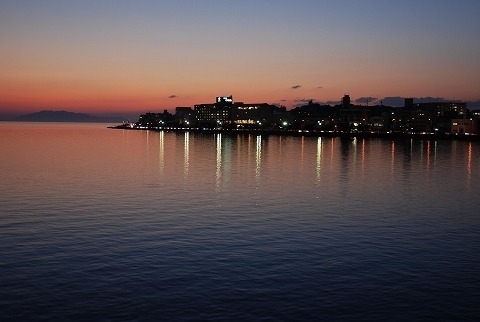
13,110,126,123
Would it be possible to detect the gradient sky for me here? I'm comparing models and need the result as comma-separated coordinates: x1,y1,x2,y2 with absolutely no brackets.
1,0,479,115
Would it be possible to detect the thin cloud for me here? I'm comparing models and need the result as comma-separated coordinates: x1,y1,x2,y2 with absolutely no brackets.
291,85,301,89
294,98,315,103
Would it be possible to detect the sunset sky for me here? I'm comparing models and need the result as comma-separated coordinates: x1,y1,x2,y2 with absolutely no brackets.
1,0,479,116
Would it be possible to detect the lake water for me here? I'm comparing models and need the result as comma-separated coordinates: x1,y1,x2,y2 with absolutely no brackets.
1,122,479,321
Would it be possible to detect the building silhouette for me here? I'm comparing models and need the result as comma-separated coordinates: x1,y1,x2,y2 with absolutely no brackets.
194,96,281,129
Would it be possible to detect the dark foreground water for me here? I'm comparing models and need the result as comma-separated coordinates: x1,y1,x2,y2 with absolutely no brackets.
1,122,479,321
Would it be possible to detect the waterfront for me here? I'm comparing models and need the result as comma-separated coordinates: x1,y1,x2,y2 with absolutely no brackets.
1,122,480,321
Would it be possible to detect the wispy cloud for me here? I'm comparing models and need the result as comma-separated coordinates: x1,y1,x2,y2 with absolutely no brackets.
291,85,301,89
294,98,315,103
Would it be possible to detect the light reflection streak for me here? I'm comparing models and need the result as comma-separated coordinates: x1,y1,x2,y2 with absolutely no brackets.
410,139,413,160
158,131,164,177
352,137,357,167
146,130,150,156
330,138,335,166
184,132,189,180
316,137,322,184
216,133,222,191
420,141,424,165
278,136,284,167
301,136,305,163
256,135,262,180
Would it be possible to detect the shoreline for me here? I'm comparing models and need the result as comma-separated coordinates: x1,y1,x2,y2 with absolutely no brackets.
107,125,480,141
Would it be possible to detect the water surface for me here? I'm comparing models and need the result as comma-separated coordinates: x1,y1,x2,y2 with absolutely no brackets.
1,122,479,321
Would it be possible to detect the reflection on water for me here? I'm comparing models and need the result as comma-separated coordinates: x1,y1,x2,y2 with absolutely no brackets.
116,130,453,198
256,135,262,180
216,133,222,191
1,123,480,321
316,137,322,184
184,132,189,180
159,131,165,178
107,129,480,195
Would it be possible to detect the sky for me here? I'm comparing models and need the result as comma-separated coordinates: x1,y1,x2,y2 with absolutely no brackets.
1,0,479,116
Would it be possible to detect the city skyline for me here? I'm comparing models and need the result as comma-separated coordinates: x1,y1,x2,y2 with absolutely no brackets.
1,0,479,116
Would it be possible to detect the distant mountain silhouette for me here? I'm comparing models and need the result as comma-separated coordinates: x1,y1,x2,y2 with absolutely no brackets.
13,110,127,123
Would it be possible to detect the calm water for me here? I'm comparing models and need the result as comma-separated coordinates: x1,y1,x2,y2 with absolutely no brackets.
1,122,479,321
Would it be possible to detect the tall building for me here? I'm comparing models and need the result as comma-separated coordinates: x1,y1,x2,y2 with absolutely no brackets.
194,96,279,128
342,94,351,109
194,96,236,126
339,94,367,126
194,103,231,126
404,98,414,108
